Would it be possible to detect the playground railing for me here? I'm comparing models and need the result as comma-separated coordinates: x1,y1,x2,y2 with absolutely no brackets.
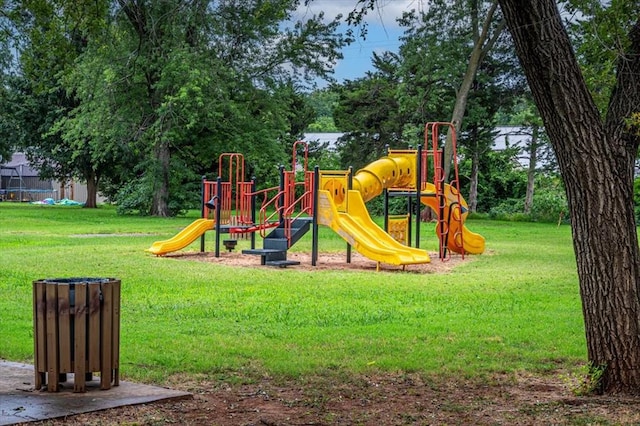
425,121,465,260
246,185,283,238
282,185,314,242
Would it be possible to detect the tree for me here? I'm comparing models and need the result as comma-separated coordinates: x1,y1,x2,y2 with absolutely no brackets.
396,3,519,212
111,0,349,215
3,0,111,208
382,0,505,179
3,0,348,215
505,97,551,215
498,0,640,393
0,5,18,162
441,0,505,180
332,51,406,169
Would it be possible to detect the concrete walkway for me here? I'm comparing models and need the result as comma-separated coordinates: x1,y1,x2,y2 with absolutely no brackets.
0,361,191,425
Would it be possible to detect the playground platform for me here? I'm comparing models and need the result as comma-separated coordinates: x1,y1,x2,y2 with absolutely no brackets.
0,360,191,425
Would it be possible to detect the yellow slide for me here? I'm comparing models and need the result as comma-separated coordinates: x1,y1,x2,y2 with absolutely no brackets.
317,190,431,265
147,219,215,256
420,183,485,255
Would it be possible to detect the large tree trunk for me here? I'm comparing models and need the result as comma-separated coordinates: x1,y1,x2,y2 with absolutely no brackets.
84,172,99,209
499,0,640,394
120,0,171,217
151,139,171,217
523,125,538,215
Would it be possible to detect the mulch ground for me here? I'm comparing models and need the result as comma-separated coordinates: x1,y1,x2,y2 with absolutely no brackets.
161,249,468,274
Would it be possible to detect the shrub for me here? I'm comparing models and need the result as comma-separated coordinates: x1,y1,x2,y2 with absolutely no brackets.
488,198,527,221
486,180,568,224
529,189,567,223
114,159,200,216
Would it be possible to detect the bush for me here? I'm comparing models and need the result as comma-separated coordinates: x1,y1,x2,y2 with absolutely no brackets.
487,180,567,223
529,189,567,223
114,159,200,216
114,178,152,216
488,198,527,221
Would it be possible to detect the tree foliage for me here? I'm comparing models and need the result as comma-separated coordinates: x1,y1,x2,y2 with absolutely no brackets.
2,0,348,214
333,1,521,213
332,52,407,169
305,88,339,132
565,0,638,114
0,0,112,207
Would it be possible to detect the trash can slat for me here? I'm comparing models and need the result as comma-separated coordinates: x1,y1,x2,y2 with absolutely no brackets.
87,282,101,373
111,280,121,386
33,281,46,389
45,284,59,392
100,283,113,390
57,284,71,373
74,283,87,393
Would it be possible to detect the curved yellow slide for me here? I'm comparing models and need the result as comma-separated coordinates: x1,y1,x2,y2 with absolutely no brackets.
420,183,485,255
317,190,431,265
147,219,214,256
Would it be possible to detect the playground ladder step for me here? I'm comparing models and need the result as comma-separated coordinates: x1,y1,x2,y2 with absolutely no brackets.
265,260,301,268
291,217,313,226
268,229,287,238
265,217,312,248
264,237,288,251
246,218,312,267
242,249,284,254
242,249,287,265
288,218,312,246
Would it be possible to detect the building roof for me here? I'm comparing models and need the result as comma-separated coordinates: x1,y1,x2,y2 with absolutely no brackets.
0,153,40,177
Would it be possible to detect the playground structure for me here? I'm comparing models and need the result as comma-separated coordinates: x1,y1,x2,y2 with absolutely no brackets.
147,123,485,268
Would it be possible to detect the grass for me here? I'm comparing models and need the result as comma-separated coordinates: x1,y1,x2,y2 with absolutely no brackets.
0,202,585,384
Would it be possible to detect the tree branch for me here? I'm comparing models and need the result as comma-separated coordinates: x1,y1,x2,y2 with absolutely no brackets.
605,18,640,151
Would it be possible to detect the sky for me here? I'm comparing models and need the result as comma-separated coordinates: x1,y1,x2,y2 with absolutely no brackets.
294,0,429,83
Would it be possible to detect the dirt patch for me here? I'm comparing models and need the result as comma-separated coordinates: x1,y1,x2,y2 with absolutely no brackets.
34,371,640,425
162,250,469,274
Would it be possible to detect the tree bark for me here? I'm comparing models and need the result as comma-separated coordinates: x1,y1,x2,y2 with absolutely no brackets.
84,172,99,209
499,0,640,394
151,138,171,217
523,126,538,215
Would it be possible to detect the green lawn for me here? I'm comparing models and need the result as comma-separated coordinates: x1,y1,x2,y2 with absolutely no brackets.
0,203,585,384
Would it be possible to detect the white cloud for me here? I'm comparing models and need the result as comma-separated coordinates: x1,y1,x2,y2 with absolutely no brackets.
294,0,428,28
292,1,432,84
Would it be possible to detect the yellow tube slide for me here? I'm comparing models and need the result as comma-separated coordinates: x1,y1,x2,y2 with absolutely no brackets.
147,219,214,256
351,154,416,202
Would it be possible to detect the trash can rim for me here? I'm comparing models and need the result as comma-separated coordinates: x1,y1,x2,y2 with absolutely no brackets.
37,277,116,284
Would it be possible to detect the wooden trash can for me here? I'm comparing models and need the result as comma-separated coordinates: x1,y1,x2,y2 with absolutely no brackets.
33,278,121,392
